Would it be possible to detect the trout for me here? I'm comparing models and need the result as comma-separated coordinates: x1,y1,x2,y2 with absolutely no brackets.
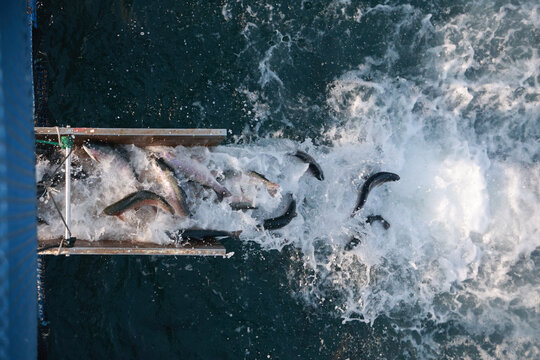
103,190,174,218
160,151,232,200
152,156,190,217
259,193,297,230
352,172,400,215
247,171,280,197
290,150,324,181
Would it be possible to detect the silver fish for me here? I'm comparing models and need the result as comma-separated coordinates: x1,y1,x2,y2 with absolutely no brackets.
103,190,174,220
160,151,232,200
152,156,190,217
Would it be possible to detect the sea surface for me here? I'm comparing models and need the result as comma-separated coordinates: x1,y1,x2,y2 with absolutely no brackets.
37,0,539,359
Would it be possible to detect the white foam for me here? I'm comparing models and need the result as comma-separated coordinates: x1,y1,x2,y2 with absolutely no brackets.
37,0,540,357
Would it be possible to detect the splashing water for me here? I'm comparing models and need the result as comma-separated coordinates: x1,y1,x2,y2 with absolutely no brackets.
37,0,539,358
240,1,539,357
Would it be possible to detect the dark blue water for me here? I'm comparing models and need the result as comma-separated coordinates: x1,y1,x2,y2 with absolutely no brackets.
43,243,403,359
37,0,539,358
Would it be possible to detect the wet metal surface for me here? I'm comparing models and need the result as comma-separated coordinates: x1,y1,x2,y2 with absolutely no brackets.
35,127,227,147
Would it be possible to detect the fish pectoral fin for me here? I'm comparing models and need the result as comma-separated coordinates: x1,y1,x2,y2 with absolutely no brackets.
117,214,126,222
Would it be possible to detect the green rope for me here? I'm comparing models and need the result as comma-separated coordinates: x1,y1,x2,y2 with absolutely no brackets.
36,136,73,148
36,139,60,146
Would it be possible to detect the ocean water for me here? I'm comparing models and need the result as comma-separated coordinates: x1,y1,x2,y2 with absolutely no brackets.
37,0,539,359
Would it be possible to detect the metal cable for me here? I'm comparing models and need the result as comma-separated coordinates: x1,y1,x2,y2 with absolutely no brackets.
37,146,74,199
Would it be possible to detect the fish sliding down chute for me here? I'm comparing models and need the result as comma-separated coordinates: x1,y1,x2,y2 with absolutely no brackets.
39,140,399,246
151,155,191,217
103,190,174,220
42,142,300,243
159,150,232,200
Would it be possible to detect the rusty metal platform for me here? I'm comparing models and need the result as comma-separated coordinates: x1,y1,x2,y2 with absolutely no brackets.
36,126,232,257
38,239,229,257
35,127,227,147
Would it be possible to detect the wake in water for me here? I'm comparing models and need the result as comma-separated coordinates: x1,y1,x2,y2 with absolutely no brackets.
36,0,539,358
230,1,540,358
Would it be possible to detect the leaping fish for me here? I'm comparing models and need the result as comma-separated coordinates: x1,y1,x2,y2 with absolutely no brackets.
160,151,232,200
352,172,400,216
258,193,297,230
290,150,324,181
103,190,174,219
